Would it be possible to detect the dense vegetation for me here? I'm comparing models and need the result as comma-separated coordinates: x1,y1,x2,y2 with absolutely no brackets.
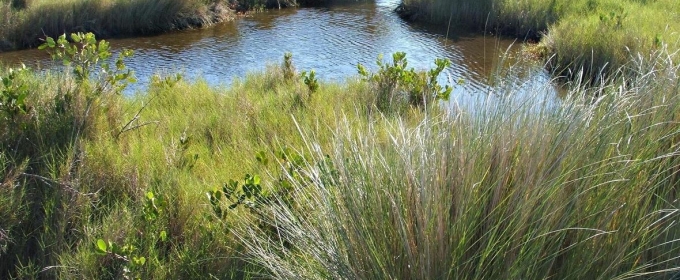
398,0,680,80
1,31,679,279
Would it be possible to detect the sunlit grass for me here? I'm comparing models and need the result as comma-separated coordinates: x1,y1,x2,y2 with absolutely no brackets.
235,49,680,279
400,0,680,80
1,47,680,278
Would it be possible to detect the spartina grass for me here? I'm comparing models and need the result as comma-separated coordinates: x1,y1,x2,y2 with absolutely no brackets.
233,49,680,279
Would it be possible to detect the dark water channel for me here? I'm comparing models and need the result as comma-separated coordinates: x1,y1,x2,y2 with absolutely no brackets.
0,0,558,109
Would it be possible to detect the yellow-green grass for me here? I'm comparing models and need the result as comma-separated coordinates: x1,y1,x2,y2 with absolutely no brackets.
0,57,375,278
1,50,680,278
399,0,680,81
237,51,680,279
0,0,233,51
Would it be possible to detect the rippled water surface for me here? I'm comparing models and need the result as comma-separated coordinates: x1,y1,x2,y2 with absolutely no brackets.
0,0,557,107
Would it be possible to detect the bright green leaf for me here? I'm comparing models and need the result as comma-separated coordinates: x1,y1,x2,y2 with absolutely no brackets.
46,37,56,48
70,33,81,43
96,239,107,253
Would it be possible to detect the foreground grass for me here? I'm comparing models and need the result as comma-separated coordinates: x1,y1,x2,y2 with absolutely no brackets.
1,48,680,278
399,0,680,80
235,50,680,279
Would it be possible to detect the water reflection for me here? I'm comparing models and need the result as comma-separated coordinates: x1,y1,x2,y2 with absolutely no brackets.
0,0,557,108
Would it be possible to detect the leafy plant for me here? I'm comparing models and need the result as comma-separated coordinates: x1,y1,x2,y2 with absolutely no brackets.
207,148,308,220
143,191,164,222
94,238,147,279
599,8,628,29
282,52,295,81
38,32,136,94
94,191,167,279
208,173,265,220
0,64,29,120
150,73,183,90
176,131,199,170
301,70,319,93
357,52,452,113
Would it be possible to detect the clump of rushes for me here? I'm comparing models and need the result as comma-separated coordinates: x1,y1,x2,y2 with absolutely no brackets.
234,49,680,279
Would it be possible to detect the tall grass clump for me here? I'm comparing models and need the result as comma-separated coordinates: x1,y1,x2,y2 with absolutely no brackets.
233,50,680,279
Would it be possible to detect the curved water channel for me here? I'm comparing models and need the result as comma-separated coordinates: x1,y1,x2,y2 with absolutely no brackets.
0,0,558,109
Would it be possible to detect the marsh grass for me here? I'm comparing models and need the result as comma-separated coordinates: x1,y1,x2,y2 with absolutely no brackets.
400,0,680,81
2,45,680,278
0,53,374,278
234,50,680,279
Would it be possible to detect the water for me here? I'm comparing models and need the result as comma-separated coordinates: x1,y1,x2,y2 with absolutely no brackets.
0,0,558,109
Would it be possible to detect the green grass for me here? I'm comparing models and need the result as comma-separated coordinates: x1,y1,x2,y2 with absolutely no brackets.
234,50,680,279
1,44,680,278
399,0,680,80
0,53,374,278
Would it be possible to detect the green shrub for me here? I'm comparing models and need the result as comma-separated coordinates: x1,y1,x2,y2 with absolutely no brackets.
357,52,452,114
39,32,135,95
0,65,29,121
